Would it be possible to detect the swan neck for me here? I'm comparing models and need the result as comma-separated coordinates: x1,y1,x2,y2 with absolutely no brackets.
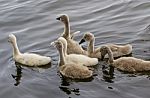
58,47,65,66
63,19,70,39
107,47,114,64
11,40,21,56
63,41,67,57
88,39,94,54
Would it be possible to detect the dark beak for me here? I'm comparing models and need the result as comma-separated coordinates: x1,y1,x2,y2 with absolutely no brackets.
50,41,56,47
79,39,85,44
101,55,105,61
56,17,61,20
8,39,11,42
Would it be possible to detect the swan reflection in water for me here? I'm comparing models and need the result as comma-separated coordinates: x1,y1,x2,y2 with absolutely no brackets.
102,65,114,83
11,62,51,86
11,64,22,86
59,72,94,97
58,63,115,97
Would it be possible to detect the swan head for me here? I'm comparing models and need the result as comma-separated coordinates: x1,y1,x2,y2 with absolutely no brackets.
8,34,16,44
51,40,63,51
100,46,114,64
57,37,67,46
79,32,94,44
100,46,110,60
56,14,69,24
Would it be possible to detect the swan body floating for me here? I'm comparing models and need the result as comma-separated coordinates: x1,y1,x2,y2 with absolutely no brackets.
107,43,132,57
100,46,150,72
54,37,98,66
79,32,132,59
56,14,86,55
51,40,93,79
8,34,51,66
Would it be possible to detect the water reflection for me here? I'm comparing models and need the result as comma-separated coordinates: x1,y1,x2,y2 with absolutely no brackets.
59,76,80,96
59,86,80,96
58,72,94,96
11,65,22,86
11,62,51,86
102,65,114,83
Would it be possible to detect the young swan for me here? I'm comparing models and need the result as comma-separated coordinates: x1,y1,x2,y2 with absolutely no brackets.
56,14,86,55
51,40,93,79
79,32,132,59
8,34,51,66
100,46,150,72
55,37,98,66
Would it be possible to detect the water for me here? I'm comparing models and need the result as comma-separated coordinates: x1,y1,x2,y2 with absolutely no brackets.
0,0,150,98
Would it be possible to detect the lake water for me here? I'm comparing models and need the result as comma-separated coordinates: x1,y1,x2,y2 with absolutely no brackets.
0,0,150,98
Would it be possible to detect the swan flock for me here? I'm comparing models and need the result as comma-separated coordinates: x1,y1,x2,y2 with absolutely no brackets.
8,14,150,79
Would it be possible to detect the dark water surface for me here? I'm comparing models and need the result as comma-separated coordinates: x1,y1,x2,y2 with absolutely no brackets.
0,0,150,98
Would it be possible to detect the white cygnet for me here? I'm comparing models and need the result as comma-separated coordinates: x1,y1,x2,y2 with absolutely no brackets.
8,34,51,66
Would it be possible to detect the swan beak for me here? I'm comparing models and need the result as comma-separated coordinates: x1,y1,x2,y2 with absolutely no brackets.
8,38,11,42
56,17,61,20
101,55,105,61
79,39,85,44
50,42,55,47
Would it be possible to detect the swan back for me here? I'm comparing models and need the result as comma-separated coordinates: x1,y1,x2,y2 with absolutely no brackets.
59,63,93,79
113,57,150,72
17,53,51,66
121,44,132,55
65,54,98,66
108,44,132,56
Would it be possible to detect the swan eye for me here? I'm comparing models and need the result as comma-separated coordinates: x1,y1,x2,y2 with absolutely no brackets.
84,35,91,41
8,38,12,43
56,41,63,47
61,17,66,22
84,34,89,39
